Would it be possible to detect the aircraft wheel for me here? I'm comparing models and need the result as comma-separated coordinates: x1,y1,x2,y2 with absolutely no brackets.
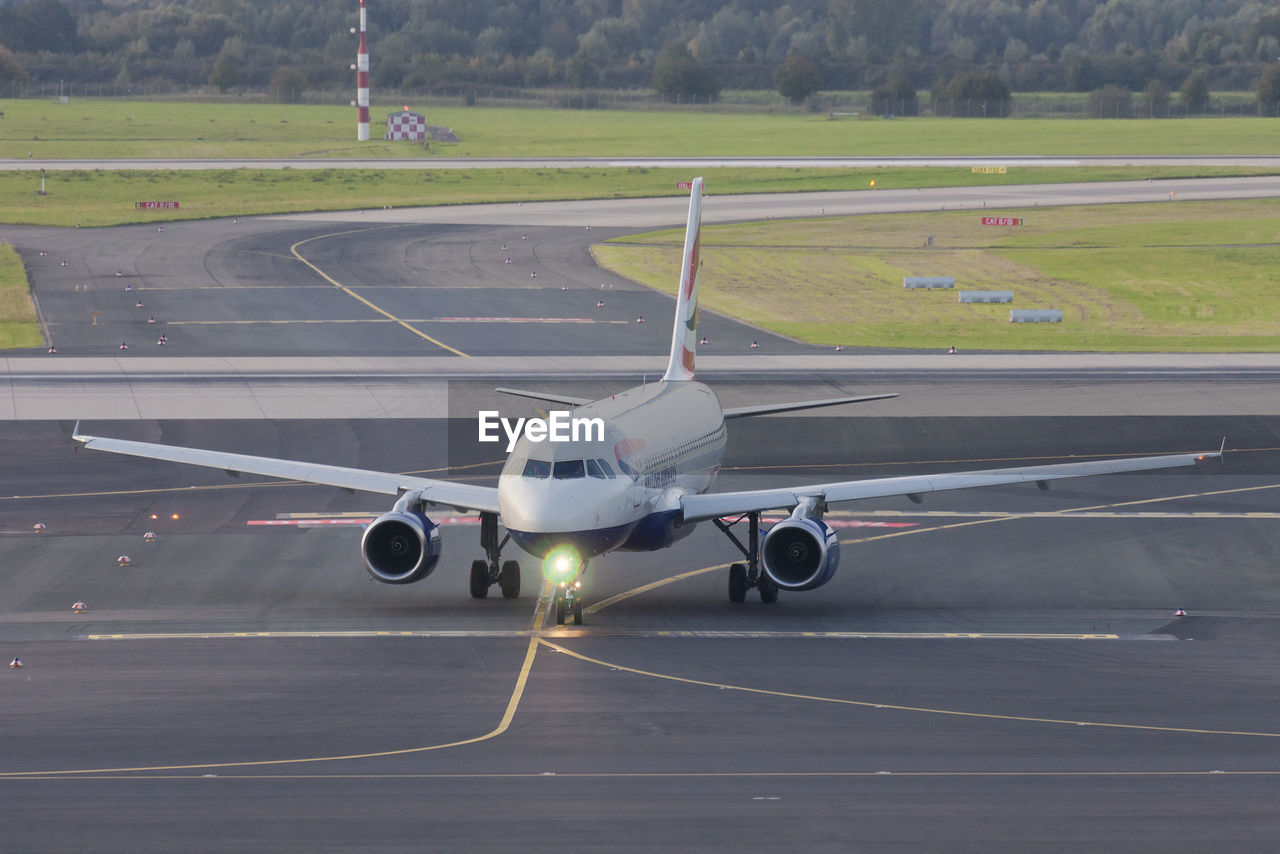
469,559,489,599
728,563,747,603
499,560,521,599
554,598,566,626
759,577,779,604
572,599,584,626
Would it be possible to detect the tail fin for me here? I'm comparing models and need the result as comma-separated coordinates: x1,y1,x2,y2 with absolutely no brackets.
661,177,704,383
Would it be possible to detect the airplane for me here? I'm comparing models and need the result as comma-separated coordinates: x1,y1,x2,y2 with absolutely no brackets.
73,177,1223,625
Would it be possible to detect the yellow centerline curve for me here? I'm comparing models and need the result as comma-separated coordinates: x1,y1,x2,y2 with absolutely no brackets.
585,563,732,615
588,481,1280,614
0,591,553,780
289,228,470,358
539,640,1280,739
831,482,1280,549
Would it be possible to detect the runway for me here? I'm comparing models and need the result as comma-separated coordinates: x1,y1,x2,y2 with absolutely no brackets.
3,185,1280,851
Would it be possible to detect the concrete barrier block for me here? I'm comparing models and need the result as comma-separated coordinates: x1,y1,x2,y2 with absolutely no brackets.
959,291,1013,304
904,276,955,289
1010,309,1063,323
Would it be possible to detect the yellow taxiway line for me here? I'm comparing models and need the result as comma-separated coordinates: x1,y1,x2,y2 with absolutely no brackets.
289,228,470,357
539,640,1280,739
0,587,555,779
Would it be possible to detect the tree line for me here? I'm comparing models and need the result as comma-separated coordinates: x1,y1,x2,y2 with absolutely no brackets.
1,0,1279,115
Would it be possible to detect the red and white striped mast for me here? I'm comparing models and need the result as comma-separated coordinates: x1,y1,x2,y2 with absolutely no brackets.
356,0,370,141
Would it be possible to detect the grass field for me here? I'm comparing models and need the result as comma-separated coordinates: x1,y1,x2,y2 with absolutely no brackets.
0,243,42,349
3,98,1280,159
3,97,1278,352
592,198,1280,352
4,165,1275,228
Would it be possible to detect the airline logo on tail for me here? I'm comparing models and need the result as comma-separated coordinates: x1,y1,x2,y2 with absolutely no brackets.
662,177,703,383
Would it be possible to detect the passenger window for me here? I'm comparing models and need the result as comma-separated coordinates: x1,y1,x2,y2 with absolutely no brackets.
553,459,585,479
595,458,616,479
522,459,550,479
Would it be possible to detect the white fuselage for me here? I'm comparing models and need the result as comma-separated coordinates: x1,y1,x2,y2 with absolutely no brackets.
499,380,726,560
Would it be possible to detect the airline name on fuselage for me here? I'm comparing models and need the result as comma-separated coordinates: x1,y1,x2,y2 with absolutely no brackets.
477,410,606,452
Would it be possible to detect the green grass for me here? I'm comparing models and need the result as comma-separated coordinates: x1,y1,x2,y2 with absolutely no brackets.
4,97,1279,352
0,243,43,349
3,98,1280,159
592,198,1280,352
4,165,1275,228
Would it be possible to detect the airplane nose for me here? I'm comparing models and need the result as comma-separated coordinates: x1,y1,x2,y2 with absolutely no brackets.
499,476,629,533
499,475,635,559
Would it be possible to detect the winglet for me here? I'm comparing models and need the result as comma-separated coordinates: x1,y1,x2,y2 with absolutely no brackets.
72,420,86,443
1195,437,1227,464
661,177,703,383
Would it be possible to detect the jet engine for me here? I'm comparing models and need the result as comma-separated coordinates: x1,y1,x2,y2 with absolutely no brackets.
761,514,840,591
361,508,441,585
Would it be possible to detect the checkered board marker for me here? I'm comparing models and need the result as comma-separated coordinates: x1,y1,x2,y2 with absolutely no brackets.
386,112,426,140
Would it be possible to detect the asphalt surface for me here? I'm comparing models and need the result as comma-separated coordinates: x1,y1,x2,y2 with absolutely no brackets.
3,187,1280,852
4,217,804,359
4,411,1280,852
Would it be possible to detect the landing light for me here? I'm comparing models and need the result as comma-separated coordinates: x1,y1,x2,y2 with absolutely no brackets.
541,544,580,584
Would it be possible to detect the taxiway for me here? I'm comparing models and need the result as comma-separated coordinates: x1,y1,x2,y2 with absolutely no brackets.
2,186,1279,852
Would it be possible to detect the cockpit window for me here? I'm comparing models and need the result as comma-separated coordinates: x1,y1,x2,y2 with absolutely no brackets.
586,459,605,479
595,458,616,478
522,459,550,479
553,459,585,479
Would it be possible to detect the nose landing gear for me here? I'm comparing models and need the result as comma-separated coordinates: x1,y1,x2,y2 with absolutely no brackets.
553,581,585,626
469,512,522,599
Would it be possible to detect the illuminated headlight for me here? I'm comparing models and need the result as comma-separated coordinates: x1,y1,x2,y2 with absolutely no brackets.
542,544,581,584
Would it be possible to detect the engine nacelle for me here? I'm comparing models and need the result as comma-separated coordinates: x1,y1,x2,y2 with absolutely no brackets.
361,510,441,585
761,516,841,591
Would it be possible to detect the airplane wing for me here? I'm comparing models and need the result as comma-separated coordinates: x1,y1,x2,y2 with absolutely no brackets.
72,425,501,514
494,387,593,407
679,447,1222,523
722,393,899,419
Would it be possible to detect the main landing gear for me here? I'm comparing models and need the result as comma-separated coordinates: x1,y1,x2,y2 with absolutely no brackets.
470,512,521,599
714,511,778,604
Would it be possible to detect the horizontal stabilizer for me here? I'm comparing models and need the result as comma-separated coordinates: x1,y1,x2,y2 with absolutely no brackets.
494,387,592,407
722,393,899,420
